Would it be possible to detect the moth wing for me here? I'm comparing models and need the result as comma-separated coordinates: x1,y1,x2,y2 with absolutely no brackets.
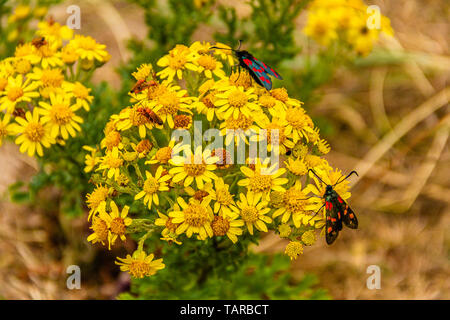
252,56,283,79
242,57,273,90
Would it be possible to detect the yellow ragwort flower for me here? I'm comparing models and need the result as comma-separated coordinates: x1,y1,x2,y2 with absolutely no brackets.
134,166,171,209
115,250,165,279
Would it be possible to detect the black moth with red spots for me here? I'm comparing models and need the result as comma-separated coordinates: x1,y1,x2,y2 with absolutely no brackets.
210,41,282,90
323,184,358,244
309,169,359,245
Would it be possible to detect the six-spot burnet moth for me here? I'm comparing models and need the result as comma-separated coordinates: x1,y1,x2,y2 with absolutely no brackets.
308,169,359,245
210,40,283,90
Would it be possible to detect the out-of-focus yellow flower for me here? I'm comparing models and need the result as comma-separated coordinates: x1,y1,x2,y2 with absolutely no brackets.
70,35,109,62
37,20,74,45
157,45,197,82
0,114,14,146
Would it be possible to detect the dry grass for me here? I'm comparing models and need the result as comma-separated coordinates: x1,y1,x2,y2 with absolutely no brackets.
0,0,448,299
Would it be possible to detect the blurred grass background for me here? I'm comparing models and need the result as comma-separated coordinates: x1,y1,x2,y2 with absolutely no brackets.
0,0,448,299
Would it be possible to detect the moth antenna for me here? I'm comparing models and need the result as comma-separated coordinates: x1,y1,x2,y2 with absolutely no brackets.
209,46,234,52
311,203,325,218
308,169,326,185
333,170,359,187
237,40,243,51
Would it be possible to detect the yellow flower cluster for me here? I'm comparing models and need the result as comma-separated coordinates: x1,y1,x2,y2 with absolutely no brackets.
0,18,109,156
304,0,393,55
5,4,48,43
85,41,354,278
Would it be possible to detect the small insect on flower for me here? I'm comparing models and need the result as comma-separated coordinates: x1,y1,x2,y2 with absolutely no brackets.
31,37,47,49
136,107,163,125
210,40,282,90
129,79,158,94
309,169,359,245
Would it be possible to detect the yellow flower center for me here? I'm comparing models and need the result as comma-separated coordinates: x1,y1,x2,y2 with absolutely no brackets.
105,153,123,168
104,131,121,150
184,156,206,176
283,187,307,213
15,59,31,74
147,84,167,100
225,113,252,130
211,216,230,236
216,188,233,205
197,55,217,70
312,21,328,36
7,86,23,101
165,218,178,233
240,206,259,223
184,203,209,228
168,54,188,70
50,103,74,125
229,71,252,89
305,154,324,168
72,82,90,99
286,108,308,130
155,147,172,163
129,260,151,278
157,92,179,115
271,88,288,102
92,217,108,242
86,186,109,209
301,230,316,246
110,217,126,235
41,69,64,87
202,92,216,108
38,45,54,58
285,241,303,260
288,159,307,176
259,95,277,109
228,90,248,108
248,173,272,193
173,114,192,129
130,108,149,126
24,122,45,142
278,224,292,238
143,177,159,194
